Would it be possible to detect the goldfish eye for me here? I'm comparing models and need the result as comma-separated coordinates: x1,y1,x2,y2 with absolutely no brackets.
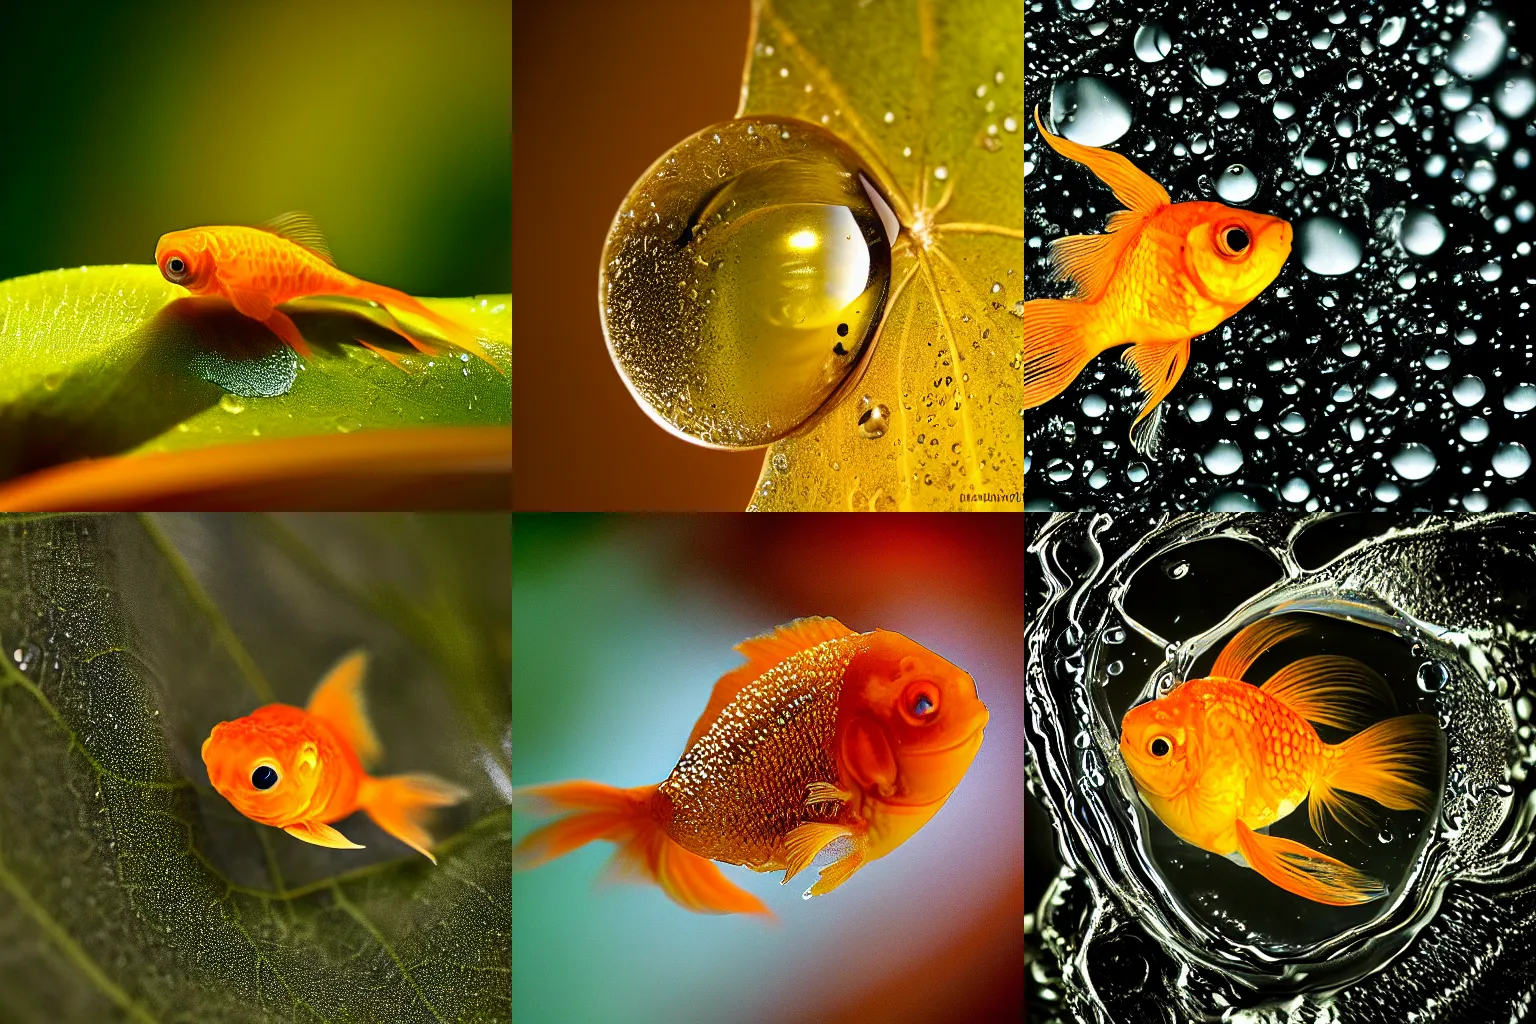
164,256,190,282
251,765,279,790
901,682,940,723
1219,227,1250,257
1149,736,1172,758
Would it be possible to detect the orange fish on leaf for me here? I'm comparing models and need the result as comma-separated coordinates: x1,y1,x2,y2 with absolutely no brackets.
1026,108,1292,453
1119,617,1440,905
156,212,499,371
202,651,468,863
514,617,988,917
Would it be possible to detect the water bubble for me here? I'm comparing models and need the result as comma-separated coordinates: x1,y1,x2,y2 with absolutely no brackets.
1281,476,1311,502
1493,443,1531,479
1441,82,1474,112
1368,374,1398,400
1375,480,1401,503
1495,74,1536,119
1504,385,1536,414
1081,393,1108,418
1199,63,1229,87
1454,104,1497,144
218,394,248,414
1466,160,1497,194
1051,76,1132,146
1453,376,1486,407
1297,217,1362,275
1301,141,1332,176
1390,443,1437,481
1214,164,1258,203
1187,396,1212,423
601,117,895,448
1449,10,1507,81
1397,209,1446,256
1133,23,1172,63
1479,261,1503,282
856,399,890,439
1417,660,1450,692
1461,417,1490,442
1201,441,1244,476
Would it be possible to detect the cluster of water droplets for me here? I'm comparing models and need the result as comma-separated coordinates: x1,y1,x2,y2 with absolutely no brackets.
1026,1,1536,510
1026,512,1536,1023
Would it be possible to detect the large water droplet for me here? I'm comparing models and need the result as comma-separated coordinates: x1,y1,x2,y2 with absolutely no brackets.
1466,160,1497,194
1390,443,1437,481
1495,74,1536,119
1202,441,1245,476
1297,217,1362,275
1378,16,1406,47
1493,443,1531,479
601,117,895,448
1454,104,1497,144
1397,208,1447,256
1504,385,1536,414
1133,24,1172,63
1449,10,1508,81
1453,375,1486,407
1050,76,1133,146
1214,164,1258,203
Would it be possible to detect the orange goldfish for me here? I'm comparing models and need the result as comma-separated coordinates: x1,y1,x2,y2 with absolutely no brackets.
156,212,498,370
514,617,988,917
202,651,468,863
1026,108,1293,453
1119,617,1440,905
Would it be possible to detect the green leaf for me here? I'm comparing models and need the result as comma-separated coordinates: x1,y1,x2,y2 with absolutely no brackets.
0,266,510,482
0,514,510,1023
742,0,1024,510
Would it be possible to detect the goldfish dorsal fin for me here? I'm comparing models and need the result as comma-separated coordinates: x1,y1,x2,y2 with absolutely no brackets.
1210,617,1309,683
685,618,856,748
258,211,335,265
1034,106,1170,214
306,650,383,770
1122,339,1190,456
1260,655,1393,731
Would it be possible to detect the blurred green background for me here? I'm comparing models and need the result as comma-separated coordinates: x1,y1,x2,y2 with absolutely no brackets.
513,515,1025,1024
0,0,509,297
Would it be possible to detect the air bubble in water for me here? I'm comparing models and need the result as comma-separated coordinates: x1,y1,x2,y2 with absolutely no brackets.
1493,443,1531,479
1466,160,1497,194
1051,76,1133,146
1449,11,1508,81
1378,16,1406,47
1397,209,1446,256
1201,441,1244,476
1454,104,1497,144
1496,74,1536,118
1453,376,1486,407
1390,443,1437,481
1215,164,1258,203
1133,24,1172,63
1461,417,1491,442
1297,216,1362,275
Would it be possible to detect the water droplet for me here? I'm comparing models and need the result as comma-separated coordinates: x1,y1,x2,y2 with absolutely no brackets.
771,451,790,474
1297,217,1362,275
1461,416,1490,442
1214,164,1258,203
218,394,248,414
1449,10,1507,80
1495,74,1536,119
1199,63,1229,87
1368,374,1398,400
1390,443,1437,481
1050,75,1132,146
1202,441,1245,476
1493,443,1531,479
1397,209,1446,256
1301,141,1332,176
1081,393,1108,418
1282,476,1311,503
1503,385,1536,414
1453,104,1496,144
856,398,890,439
1378,824,1395,844
1452,375,1486,407
1133,24,1173,63
1417,661,1449,692
1466,160,1497,194
601,117,895,448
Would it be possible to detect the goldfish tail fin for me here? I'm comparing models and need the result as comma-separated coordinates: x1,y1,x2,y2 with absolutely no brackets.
354,284,502,373
1310,714,1440,843
1022,298,1103,409
305,650,382,770
1121,339,1191,456
514,781,774,918
1234,820,1388,906
360,772,469,864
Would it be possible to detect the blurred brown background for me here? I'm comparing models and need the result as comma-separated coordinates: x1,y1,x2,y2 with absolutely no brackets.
513,0,763,510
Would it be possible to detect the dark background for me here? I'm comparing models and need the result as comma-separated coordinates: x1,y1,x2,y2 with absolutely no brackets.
512,0,765,511
0,1,510,298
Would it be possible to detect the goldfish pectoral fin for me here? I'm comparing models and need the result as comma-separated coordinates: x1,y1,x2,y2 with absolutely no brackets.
1211,617,1310,682
284,820,365,851
1121,339,1190,456
684,618,856,750
1033,106,1171,213
1261,655,1393,732
781,822,855,885
261,309,313,357
305,650,383,769
1234,820,1386,906
803,782,854,808
1022,298,1102,409
804,844,867,899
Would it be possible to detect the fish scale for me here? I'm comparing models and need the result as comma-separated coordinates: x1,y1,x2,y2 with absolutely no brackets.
657,636,859,867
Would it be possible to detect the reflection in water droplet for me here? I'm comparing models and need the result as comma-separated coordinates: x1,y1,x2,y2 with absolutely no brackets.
1449,10,1507,80
1202,441,1244,476
601,117,894,448
1214,164,1258,203
1051,75,1133,146
1397,209,1446,256
1391,443,1437,481
1297,217,1362,275
1133,24,1172,63
1493,443,1531,479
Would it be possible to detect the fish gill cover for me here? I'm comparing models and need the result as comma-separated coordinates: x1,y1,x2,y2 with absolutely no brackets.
1025,1,1536,511
1025,512,1536,1023
0,514,510,1024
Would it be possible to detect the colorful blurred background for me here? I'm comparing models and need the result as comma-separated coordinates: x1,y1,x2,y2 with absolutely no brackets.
512,514,1024,1023
513,1,765,510
0,0,509,297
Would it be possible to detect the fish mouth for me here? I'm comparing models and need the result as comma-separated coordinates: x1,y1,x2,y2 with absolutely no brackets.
903,719,988,760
